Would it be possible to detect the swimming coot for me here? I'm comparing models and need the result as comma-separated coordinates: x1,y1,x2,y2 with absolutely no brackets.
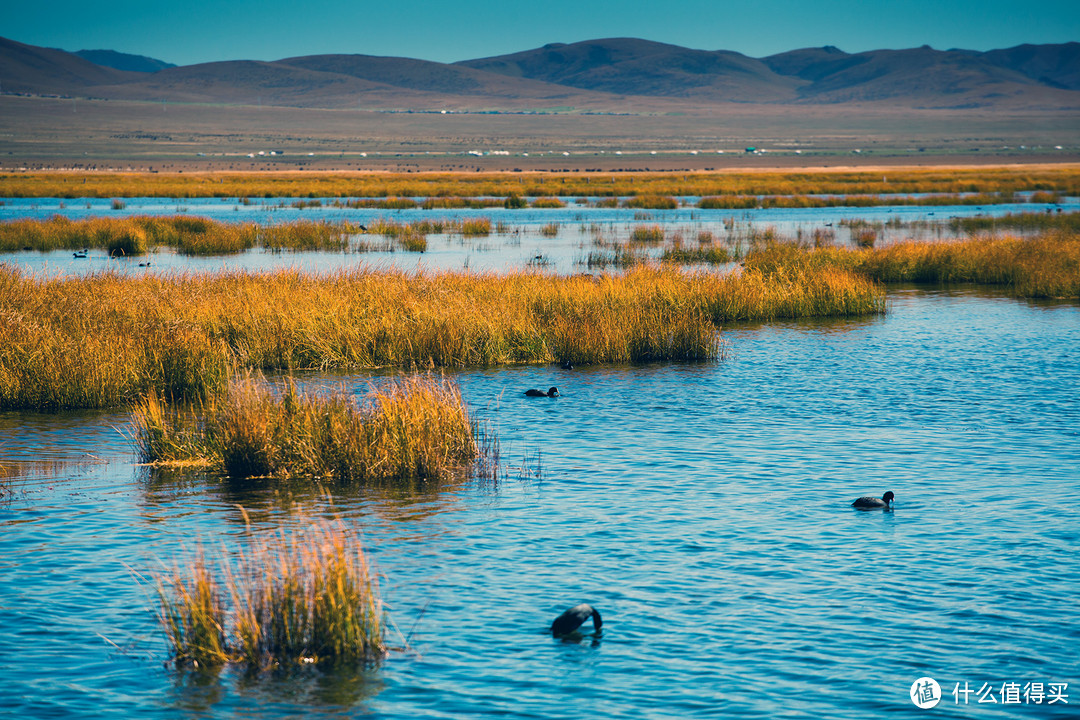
852,491,894,509
551,603,602,636
525,387,559,397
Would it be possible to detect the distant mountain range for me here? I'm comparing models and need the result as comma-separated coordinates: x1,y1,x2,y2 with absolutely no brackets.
2,35,1078,110
73,49,176,73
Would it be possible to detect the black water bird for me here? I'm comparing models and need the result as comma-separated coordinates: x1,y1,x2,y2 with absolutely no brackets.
852,491,894,510
560,360,573,370
525,387,559,397
551,603,602,636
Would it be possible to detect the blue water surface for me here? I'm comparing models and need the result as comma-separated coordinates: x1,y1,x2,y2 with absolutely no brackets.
1,283,1078,718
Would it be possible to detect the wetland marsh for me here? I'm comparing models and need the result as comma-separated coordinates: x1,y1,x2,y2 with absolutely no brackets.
1,172,1078,718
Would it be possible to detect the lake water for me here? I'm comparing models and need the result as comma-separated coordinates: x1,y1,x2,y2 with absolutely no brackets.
1,200,1078,718
1,197,1074,277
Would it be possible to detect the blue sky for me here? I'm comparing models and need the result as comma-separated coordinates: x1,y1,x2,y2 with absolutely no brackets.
7,0,1079,66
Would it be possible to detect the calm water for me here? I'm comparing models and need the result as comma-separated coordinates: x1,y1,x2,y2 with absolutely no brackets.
2,197,1075,277
2,284,1078,717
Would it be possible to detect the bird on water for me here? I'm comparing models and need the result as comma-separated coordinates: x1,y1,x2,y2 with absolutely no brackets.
852,491,894,509
551,603,602,636
525,387,560,397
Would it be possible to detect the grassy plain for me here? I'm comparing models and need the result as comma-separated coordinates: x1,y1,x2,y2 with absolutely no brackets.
1,95,1077,173
3,166,1078,200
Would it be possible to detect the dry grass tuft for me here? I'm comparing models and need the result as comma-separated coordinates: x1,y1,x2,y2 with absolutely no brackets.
134,375,483,484
158,518,384,669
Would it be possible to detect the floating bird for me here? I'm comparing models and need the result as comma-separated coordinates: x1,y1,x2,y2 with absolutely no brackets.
525,387,559,397
560,360,573,370
852,491,894,510
139,261,151,267
551,603,602,636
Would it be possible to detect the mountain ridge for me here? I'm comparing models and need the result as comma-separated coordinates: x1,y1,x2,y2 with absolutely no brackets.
2,35,1078,110
73,49,176,73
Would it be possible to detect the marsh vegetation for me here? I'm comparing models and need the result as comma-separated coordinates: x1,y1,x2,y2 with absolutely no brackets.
2,164,1078,719
0,215,504,255
0,261,888,410
158,517,384,669
3,167,1077,203
743,231,1080,299
135,375,486,484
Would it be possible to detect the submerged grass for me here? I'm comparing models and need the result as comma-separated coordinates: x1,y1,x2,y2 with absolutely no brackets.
630,225,666,244
158,517,384,669
0,263,884,409
134,375,482,484
661,245,731,264
949,211,1080,235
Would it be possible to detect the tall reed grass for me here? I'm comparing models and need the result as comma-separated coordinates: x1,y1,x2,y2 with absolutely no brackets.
158,518,384,668
697,192,1021,210
9,168,1074,201
856,233,1080,297
134,375,483,484
949,211,1080,235
0,216,366,255
626,195,679,209
0,263,884,409
744,231,1080,298
2,168,1071,201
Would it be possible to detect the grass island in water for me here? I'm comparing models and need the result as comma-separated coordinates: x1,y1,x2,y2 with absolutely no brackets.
0,263,884,410
158,516,384,669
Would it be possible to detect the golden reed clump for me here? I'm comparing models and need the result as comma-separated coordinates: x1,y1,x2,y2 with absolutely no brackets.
744,231,1080,299
134,375,483,484
0,264,885,410
0,216,372,255
158,516,384,669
